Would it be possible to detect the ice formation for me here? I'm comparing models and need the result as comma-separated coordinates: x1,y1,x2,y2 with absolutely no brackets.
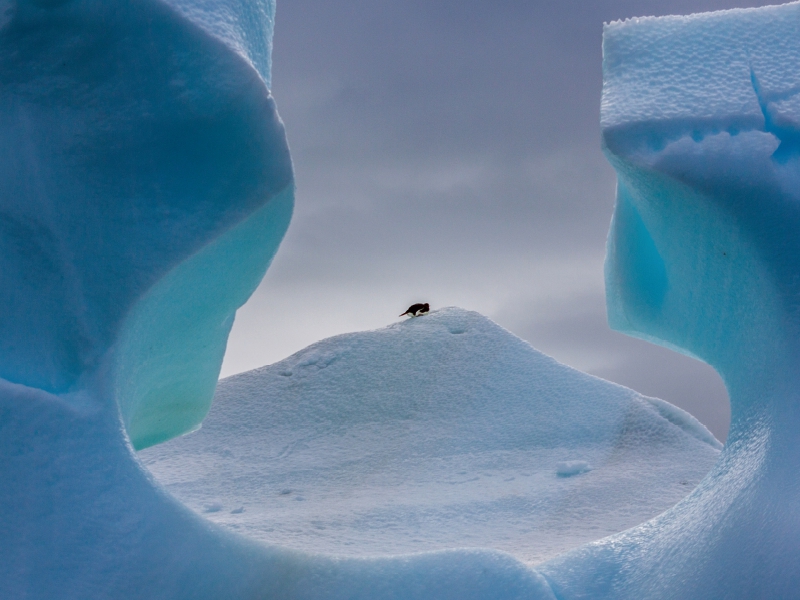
7,0,798,597
142,308,720,565
0,0,298,596
537,3,800,597
0,0,292,449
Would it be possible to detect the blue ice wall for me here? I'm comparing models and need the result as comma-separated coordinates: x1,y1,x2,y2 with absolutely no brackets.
540,3,800,597
0,0,291,444
115,187,293,449
0,0,303,596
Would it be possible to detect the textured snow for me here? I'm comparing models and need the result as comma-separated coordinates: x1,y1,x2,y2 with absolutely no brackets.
160,0,276,87
536,3,800,598
601,3,800,145
141,308,720,566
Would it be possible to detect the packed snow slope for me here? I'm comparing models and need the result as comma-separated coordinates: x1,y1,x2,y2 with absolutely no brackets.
538,3,800,598
142,308,720,565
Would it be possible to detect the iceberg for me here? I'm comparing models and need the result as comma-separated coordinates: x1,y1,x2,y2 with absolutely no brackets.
141,308,720,566
537,3,800,598
6,0,798,597
0,0,292,448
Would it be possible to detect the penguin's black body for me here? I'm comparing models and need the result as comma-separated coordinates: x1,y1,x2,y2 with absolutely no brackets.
400,303,430,317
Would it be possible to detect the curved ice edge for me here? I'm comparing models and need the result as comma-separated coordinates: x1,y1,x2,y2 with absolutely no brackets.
602,120,771,158
158,0,276,89
115,184,294,450
644,396,722,449
277,548,559,600
0,377,554,599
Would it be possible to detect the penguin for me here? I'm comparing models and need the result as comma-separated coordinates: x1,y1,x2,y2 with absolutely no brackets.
400,302,430,317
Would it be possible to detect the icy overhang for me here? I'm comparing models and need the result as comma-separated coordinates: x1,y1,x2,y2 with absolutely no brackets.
0,0,293,448
600,2,800,380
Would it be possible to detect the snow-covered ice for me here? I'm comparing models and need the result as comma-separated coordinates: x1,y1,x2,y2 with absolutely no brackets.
0,0,292,450
141,308,720,566
537,3,800,598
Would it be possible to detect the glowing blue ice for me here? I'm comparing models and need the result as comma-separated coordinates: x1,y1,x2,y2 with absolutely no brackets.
0,0,291,448
539,3,800,597
0,0,297,596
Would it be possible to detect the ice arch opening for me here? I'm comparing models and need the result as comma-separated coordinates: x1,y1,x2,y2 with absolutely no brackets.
12,0,796,598
1,2,566,598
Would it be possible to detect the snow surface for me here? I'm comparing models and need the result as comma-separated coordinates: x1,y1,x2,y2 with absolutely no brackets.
141,308,720,566
535,3,800,598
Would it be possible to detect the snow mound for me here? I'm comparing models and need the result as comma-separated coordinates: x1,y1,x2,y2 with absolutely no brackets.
142,308,720,565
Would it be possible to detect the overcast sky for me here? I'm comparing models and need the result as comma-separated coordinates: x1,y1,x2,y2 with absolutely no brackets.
221,0,780,441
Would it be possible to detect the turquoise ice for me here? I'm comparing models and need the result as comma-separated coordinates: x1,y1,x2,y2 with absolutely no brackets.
0,0,292,449
0,0,299,597
540,3,800,597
